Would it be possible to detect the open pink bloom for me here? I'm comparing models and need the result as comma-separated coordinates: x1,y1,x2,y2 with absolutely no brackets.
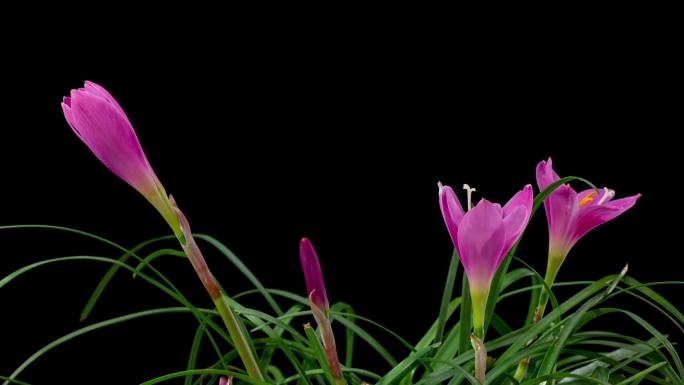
537,158,640,260
61,81,179,235
439,183,533,295
299,238,329,311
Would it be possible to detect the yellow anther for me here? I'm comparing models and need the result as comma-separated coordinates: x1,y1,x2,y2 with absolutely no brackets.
579,191,597,207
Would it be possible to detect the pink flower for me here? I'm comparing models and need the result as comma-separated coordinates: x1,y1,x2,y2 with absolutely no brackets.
439,183,533,295
61,81,179,236
536,158,640,261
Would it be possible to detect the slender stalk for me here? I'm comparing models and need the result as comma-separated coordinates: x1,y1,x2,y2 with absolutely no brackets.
471,289,489,384
213,295,264,380
172,199,264,380
512,254,562,381
470,334,487,384
311,303,348,385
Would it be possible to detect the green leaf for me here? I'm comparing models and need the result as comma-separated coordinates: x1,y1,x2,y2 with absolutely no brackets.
435,249,460,346
133,248,186,278
332,314,398,367
195,234,283,316
616,362,668,385
377,344,438,385
457,273,472,355
304,323,336,384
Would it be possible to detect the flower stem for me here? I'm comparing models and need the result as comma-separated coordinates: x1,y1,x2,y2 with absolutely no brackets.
171,198,264,380
471,289,489,340
470,289,489,383
470,334,487,384
213,295,264,380
512,254,563,381
311,303,347,384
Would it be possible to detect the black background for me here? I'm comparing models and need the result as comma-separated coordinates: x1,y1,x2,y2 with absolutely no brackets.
1,25,681,384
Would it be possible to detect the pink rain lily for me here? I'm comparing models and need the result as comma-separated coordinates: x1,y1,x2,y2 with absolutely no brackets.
439,183,532,383
537,158,640,272
439,183,533,300
299,238,345,384
61,81,180,236
61,82,265,379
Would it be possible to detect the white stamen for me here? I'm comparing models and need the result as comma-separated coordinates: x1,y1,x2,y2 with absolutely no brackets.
463,184,476,210
598,187,615,205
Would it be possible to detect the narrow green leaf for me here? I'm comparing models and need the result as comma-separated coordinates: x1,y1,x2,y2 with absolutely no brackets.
457,274,472,354
435,249,460,346
195,234,283,316
133,248,186,278
332,315,397,367
377,344,437,385
185,320,207,385
304,323,336,384
616,362,668,385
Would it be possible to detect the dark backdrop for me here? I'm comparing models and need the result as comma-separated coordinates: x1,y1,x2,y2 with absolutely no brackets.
1,32,680,384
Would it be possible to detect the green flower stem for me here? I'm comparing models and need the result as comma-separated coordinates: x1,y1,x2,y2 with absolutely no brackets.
170,198,264,380
471,289,489,340
470,288,489,384
513,253,565,381
536,254,564,319
213,295,264,380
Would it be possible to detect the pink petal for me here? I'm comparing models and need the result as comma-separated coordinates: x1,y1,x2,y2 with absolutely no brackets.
535,157,560,192
502,184,533,252
438,183,465,248
84,80,126,115
572,194,640,244
69,88,155,196
457,199,506,291
61,98,80,137
546,184,579,252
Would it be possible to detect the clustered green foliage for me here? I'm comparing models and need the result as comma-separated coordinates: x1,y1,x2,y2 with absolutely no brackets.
1,179,682,385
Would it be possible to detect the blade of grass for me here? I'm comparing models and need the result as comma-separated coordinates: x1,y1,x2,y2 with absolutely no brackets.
185,320,208,385
377,344,438,385
435,249,460,346
133,248,186,278
195,234,283,316
2,307,207,385
332,315,397,367
457,272,472,354
140,369,271,385
304,323,336,384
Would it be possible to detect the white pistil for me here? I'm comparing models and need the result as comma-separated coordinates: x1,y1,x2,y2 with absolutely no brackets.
463,183,476,210
598,187,615,205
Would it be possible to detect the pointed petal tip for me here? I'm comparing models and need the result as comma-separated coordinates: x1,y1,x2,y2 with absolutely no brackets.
475,197,492,207
300,236,312,244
